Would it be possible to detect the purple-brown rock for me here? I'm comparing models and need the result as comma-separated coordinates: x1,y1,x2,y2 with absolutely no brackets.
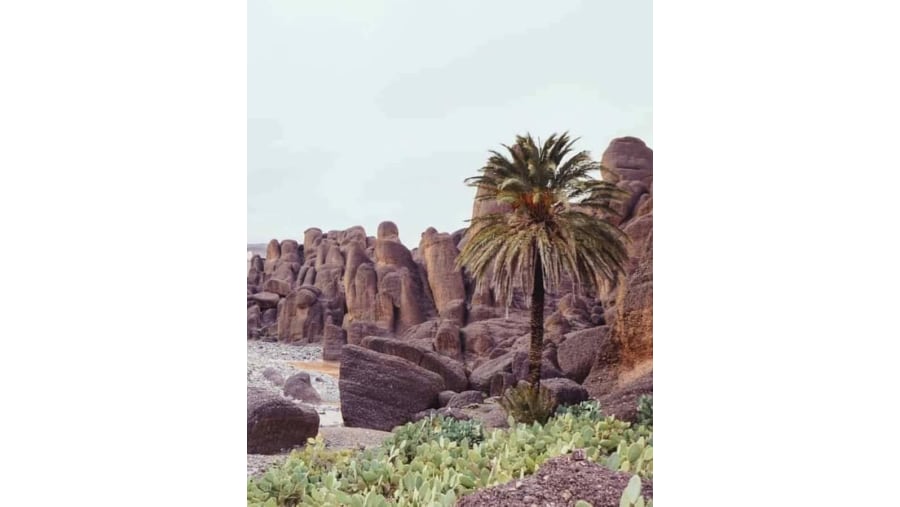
339,345,444,431
247,387,319,454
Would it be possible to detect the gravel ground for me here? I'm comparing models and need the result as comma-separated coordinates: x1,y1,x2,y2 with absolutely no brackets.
247,340,344,477
246,341,340,403
246,341,403,478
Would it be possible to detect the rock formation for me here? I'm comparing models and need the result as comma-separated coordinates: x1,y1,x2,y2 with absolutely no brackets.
248,135,653,424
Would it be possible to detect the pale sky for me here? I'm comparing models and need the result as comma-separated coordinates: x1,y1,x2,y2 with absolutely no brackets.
249,0,652,249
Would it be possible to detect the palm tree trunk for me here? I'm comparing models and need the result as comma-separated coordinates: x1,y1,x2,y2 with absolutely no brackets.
528,250,545,387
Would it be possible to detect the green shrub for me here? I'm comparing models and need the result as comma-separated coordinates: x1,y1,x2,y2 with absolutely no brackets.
248,408,653,506
619,474,653,507
636,395,652,427
556,400,603,420
499,383,554,425
384,415,485,461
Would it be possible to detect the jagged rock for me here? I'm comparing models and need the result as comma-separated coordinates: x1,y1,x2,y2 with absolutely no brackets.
323,322,347,361
360,337,468,392
339,345,444,431
247,387,319,454
419,228,466,325
283,372,322,403
557,326,611,383
446,390,485,409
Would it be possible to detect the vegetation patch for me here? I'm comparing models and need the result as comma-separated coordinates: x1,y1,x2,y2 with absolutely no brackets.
247,401,652,506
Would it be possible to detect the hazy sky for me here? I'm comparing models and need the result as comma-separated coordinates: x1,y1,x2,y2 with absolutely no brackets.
249,0,652,248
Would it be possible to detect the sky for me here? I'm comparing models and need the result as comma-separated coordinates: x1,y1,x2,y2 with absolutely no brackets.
248,0,652,249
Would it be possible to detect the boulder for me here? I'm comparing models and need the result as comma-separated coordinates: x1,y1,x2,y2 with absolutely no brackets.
557,326,611,383
446,390,485,409
460,318,530,359
345,321,391,346
438,390,457,407
541,378,589,410
360,336,468,392
339,345,444,431
489,372,516,397
469,352,515,392
459,402,509,429
511,350,565,383
262,367,284,386
262,278,292,297
283,372,322,403
247,387,319,454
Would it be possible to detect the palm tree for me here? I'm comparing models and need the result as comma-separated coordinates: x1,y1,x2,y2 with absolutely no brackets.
457,132,630,387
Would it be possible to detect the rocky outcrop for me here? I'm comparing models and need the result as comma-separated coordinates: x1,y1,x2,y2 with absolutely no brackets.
276,286,325,343
615,231,653,369
339,345,444,431
248,135,652,412
595,370,652,423
247,387,319,454
322,322,347,361
419,228,466,325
